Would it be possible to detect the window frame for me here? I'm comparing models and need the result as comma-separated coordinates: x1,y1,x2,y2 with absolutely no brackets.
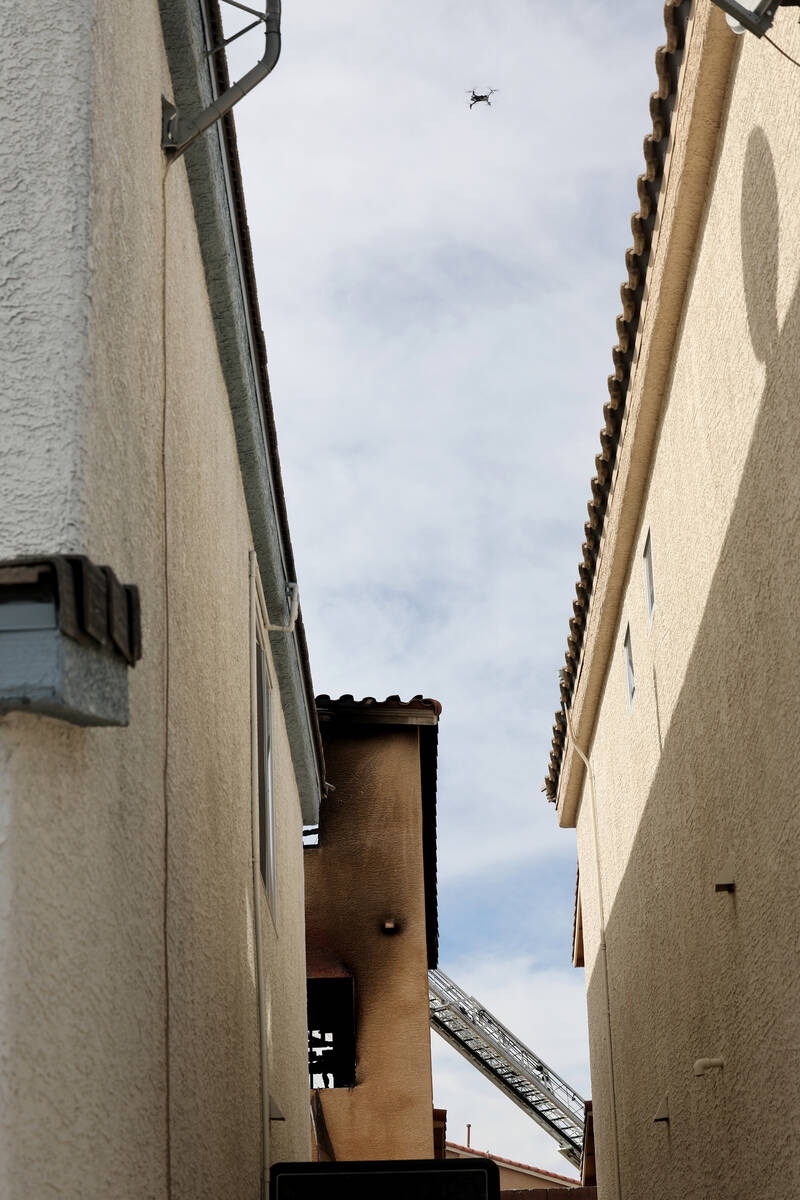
252,563,277,923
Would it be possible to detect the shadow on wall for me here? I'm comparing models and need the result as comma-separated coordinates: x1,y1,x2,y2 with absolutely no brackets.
585,128,800,1200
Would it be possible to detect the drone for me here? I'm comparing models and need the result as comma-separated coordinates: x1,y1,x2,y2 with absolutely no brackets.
466,88,497,109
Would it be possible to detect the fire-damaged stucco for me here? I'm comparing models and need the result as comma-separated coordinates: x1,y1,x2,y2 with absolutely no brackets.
305,697,440,1162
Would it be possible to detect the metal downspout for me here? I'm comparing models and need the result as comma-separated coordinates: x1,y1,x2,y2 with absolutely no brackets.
163,0,281,157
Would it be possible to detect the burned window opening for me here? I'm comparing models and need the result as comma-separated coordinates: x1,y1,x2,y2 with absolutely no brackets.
307,976,356,1089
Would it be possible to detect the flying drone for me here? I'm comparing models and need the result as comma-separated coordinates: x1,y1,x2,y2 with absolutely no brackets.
466,88,497,109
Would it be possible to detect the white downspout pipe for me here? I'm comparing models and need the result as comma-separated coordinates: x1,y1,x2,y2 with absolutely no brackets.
561,682,623,1200
163,0,282,157
266,582,299,633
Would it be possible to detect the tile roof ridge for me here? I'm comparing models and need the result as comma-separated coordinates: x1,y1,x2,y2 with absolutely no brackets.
316,693,442,715
544,0,692,803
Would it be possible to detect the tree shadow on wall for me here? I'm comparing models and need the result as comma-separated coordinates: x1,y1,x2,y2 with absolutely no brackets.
585,127,800,1200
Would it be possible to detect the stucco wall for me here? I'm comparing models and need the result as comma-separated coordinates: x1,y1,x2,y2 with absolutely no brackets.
493,1164,572,1191
0,0,95,556
305,725,435,1161
0,2,310,1195
573,10,800,1200
446,1150,576,1190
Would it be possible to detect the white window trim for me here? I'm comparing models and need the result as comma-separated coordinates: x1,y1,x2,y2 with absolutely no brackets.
248,551,272,1190
251,557,277,924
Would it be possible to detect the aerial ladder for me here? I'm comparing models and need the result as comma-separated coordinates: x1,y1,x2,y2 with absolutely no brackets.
428,968,585,1168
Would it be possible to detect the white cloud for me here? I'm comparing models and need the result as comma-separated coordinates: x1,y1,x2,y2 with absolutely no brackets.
222,0,666,1124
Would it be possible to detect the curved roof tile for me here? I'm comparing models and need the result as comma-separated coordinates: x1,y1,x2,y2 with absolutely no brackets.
544,0,692,801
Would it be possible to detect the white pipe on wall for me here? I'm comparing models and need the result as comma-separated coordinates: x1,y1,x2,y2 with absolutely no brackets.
562,695,623,1200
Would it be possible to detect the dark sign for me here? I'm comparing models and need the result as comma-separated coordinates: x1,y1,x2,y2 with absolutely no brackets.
271,1159,499,1200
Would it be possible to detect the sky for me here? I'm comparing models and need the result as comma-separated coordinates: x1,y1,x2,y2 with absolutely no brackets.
223,0,668,1177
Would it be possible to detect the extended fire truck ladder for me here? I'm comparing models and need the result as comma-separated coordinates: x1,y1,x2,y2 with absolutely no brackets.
428,968,585,1168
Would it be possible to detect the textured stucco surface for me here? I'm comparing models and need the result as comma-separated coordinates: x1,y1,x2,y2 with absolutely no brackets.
0,0,95,553
0,1,310,1195
570,11,800,1200
305,726,435,1161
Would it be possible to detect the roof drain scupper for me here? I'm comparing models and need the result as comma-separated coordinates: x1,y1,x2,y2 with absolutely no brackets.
162,0,281,158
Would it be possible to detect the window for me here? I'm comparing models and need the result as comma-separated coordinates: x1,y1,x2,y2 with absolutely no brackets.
643,528,655,624
255,634,276,911
252,558,277,920
623,623,635,707
307,977,356,1088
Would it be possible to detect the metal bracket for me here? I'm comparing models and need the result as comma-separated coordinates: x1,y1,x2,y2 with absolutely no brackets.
710,0,780,37
162,98,181,151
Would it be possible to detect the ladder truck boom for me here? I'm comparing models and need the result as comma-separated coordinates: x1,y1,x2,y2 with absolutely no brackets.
428,968,585,1168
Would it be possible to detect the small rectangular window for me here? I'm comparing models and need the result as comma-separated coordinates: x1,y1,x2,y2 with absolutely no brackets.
623,624,635,706
643,529,655,623
255,633,276,914
307,977,356,1088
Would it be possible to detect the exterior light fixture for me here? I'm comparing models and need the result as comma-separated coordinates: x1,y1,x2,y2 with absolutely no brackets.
162,0,281,157
0,555,142,727
710,0,790,36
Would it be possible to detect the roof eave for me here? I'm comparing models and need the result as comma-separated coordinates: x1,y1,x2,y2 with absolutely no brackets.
546,2,738,821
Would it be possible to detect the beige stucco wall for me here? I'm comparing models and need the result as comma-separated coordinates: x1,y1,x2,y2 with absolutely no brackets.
305,725,435,1161
571,9,800,1200
493,1163,570,1191
0,2,309,1196
446,1149,576,1190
